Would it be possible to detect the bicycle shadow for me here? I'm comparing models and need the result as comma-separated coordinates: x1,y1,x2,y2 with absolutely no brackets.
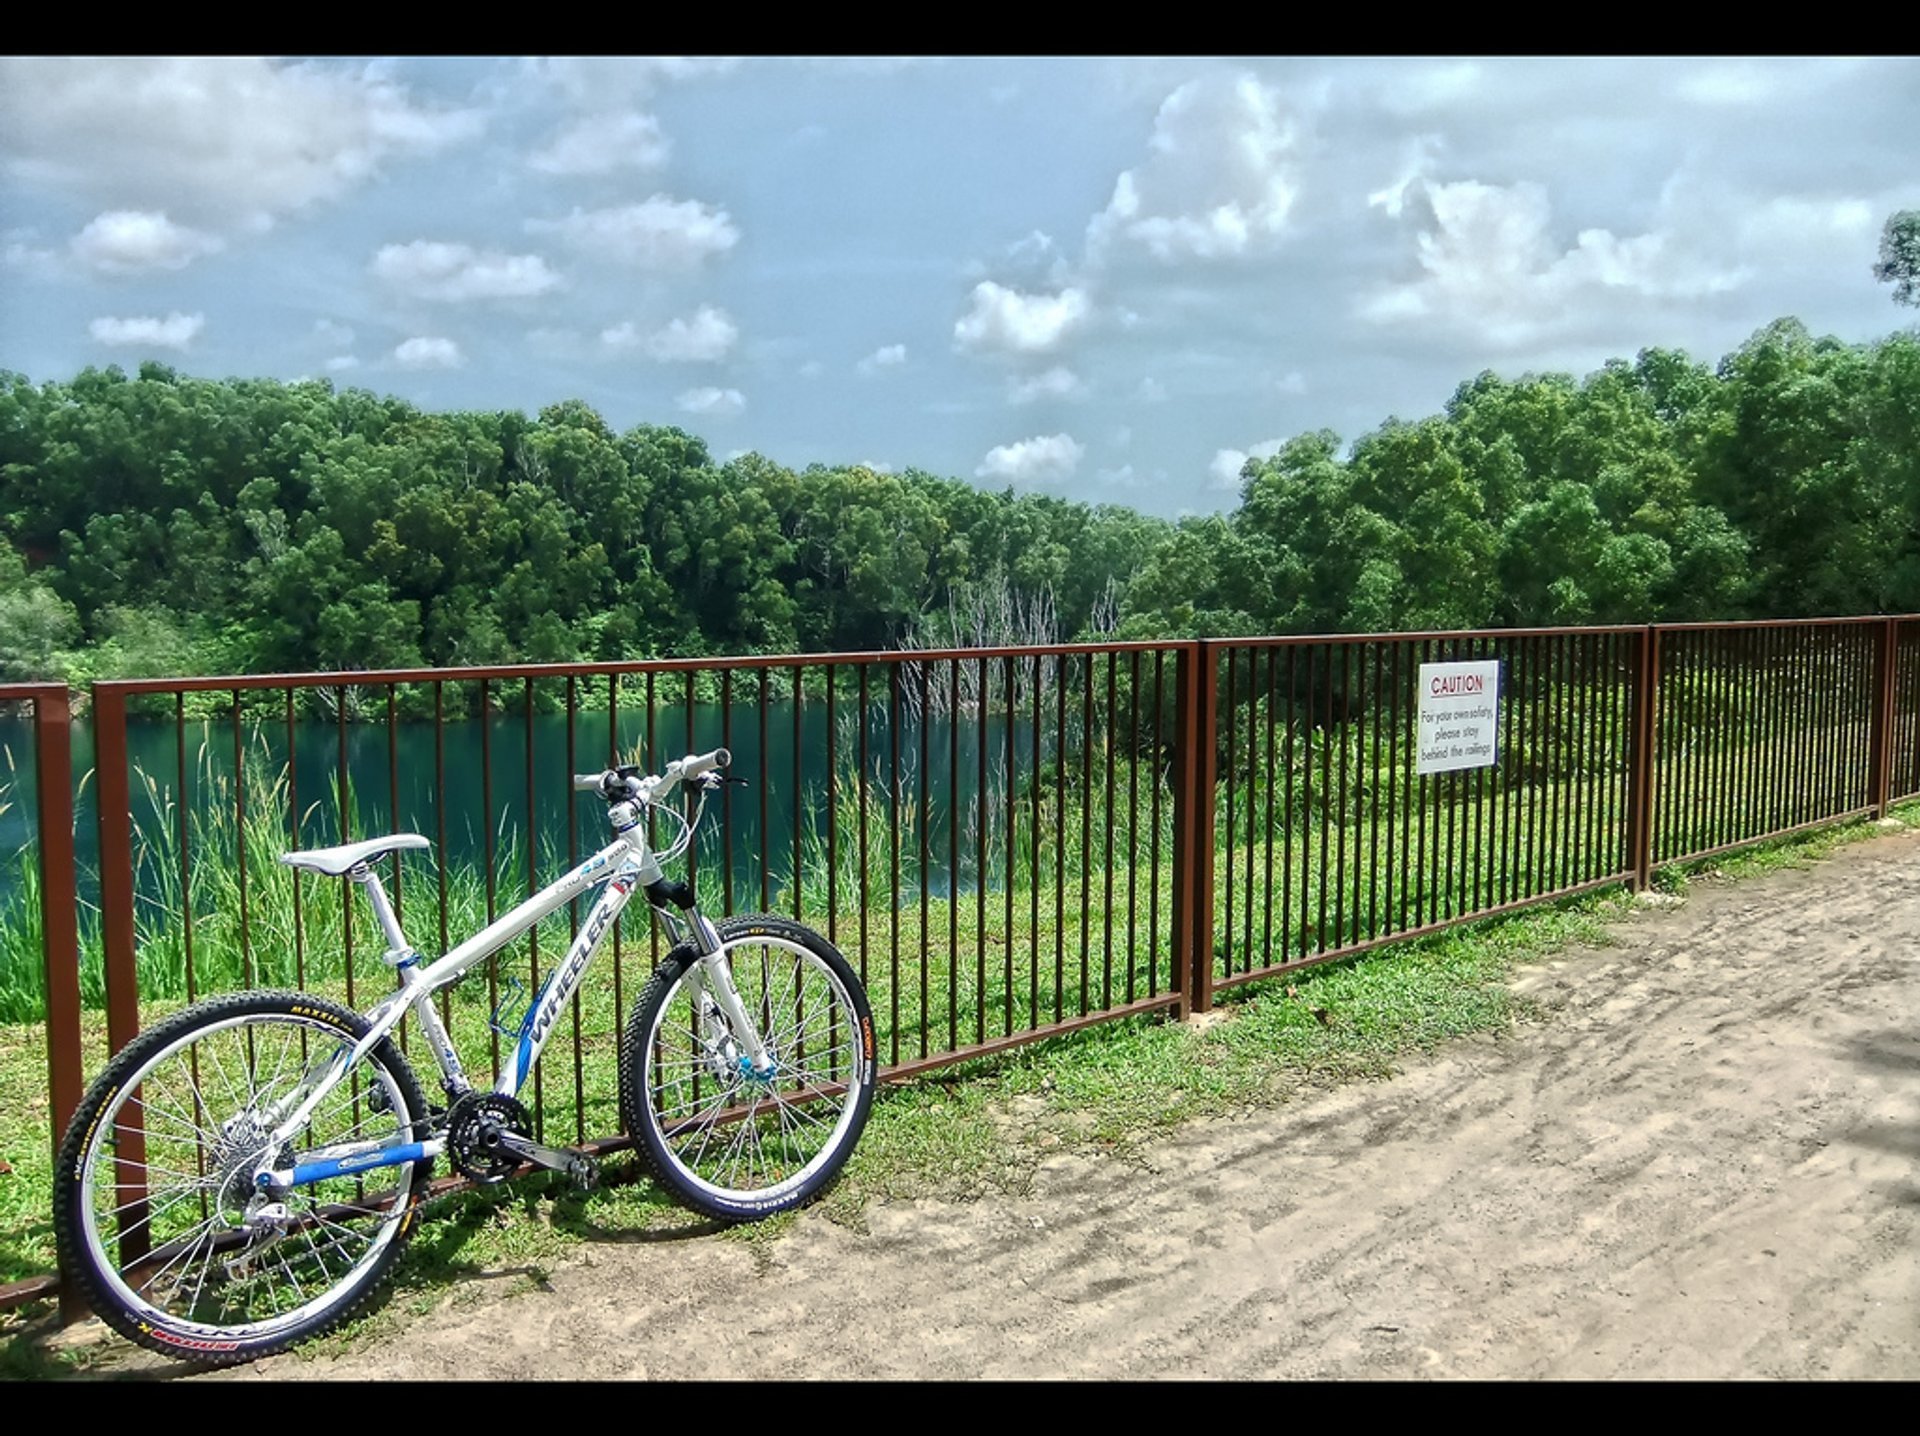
1838,1030,1920,1207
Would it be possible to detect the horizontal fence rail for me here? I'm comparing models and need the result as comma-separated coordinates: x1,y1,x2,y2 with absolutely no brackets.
9,614,1920,1313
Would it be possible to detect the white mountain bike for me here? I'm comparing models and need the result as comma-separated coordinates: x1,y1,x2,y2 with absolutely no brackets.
53,748,877,1365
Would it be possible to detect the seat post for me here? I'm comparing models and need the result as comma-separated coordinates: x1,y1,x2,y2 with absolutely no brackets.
349,863,417,966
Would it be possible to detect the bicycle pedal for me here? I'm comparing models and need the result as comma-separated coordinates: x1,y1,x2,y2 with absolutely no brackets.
566,1153,600,1193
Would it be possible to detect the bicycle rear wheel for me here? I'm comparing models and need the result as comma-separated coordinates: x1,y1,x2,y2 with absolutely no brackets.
53,990,432,1365
619,915,876,1220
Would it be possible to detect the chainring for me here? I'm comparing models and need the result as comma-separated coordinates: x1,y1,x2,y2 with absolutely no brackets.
446,1092,533,1184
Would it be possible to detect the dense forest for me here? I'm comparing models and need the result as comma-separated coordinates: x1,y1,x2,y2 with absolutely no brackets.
0,314,1916,688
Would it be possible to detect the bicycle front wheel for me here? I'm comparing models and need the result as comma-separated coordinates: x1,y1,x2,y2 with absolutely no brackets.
53,991,431,1365
619,915,877,1220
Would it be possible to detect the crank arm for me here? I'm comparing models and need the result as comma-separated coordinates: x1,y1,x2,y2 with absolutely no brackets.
494,1131,596,1179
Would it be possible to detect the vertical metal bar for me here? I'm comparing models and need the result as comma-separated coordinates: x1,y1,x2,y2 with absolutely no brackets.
792,665,803,921
1054,653,1067,1022
974,656,986,1041
1170,644,1190,1014
608,673,623,1027
1263,646,1279,957
1030,655,1042,1026
174,694,193,1002
723,669,735,919
924,661,936,1051
1384,641,1400,932
337,685,354,1010
1193,643,1217,1012
1128,649,1142,1003
1818,623,1839,820
1508,636,1529,897
1365,643,1381,939
231,693,251,989
890,663,903,1062
1243,648,1257,966
1104,651,1118,1006
1002,653,1015,1037
1871,615,1897,818
949,658,960,1052
859,664,870,986
1079,651,1093,1012
92,686,148,1266
1337,643,1352,943
33,689,85,1319
525,677,542,1137
758,669,770,913
1223,647,1237,978
820,667,830,939
1528,637,1550,891
431,685,446,1034
566,677,585,1143
1411,641,1428,930
1629,628,1659,888
1588,633,1605,877
1149,650,1163,1001
1787,626,1809,829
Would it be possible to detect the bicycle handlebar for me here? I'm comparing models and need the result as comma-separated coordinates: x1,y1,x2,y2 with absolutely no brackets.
571,749,732,801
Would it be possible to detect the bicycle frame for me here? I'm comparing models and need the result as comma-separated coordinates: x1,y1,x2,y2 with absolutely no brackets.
254,786,751,1192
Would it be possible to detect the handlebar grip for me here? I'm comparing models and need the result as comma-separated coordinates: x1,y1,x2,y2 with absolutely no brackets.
572,773,605,792
680,748,731,780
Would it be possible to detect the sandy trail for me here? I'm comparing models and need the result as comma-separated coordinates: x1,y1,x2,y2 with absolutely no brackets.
177,829,1920,1379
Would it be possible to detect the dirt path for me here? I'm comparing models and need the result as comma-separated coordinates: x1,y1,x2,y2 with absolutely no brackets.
198,830,1920,1380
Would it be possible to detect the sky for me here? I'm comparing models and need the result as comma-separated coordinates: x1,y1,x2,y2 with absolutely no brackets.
2,56,1916,517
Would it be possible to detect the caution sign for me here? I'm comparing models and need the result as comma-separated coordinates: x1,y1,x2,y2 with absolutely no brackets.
1416,660,1501,775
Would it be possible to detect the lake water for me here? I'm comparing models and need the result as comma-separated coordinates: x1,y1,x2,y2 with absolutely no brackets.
0,699,1086,916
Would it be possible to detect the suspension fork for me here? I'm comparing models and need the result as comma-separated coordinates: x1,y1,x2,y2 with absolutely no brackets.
652,891,772,1075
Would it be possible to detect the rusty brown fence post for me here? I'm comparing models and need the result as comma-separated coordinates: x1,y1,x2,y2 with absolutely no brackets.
33,686,85,1320
1626,625,1661,889
1870,615,1898,819
1170,641,1219,1016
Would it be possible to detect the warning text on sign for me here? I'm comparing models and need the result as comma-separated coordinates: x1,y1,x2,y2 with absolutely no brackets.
1417,659,1501,775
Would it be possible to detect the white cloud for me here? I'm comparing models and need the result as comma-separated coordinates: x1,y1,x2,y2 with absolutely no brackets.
1367,134,1443,220
1008,366,1085,403
974,433,1085,484
1097,463,1136,486
953,282,1090,356
70,210,223,272
1359,178,1748,348
1087,72,1301,264
530,110,670,175
312,318,355,348
324,354,359,372
676,386,745,416
530,196,739,270
88,311,204,349
798,359,824,379
0,57,482,232
3,233,59,275
860,459,894,474
393,336,464,369
372,241,560,302
1210,439,1285,490
1112,425,1132,447
1136,377,1168,403
1379,61,1481,116
523,56,741,107
856,343,907,375
1275,370,1308,396
601,305,738,362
